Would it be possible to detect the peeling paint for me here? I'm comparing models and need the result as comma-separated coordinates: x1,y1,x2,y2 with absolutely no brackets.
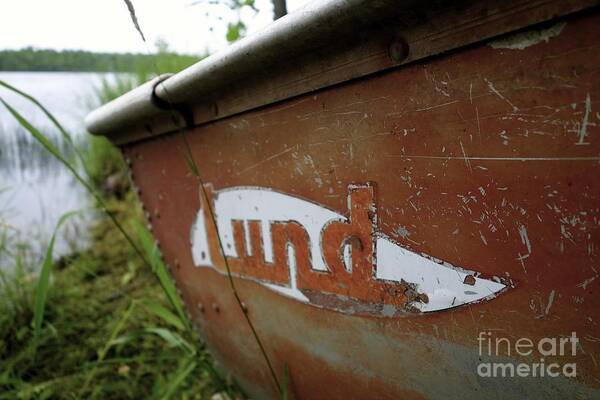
191,183,506,314
490,22,566,50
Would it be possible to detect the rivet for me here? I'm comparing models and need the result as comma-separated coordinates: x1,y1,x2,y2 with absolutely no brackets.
197,303,205,313
388,37,409,63
174,259,180,269
241,302,248,313
153,208,160,219
212,303,220,313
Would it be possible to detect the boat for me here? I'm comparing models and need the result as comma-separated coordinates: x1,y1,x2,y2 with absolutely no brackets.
86,0,600,398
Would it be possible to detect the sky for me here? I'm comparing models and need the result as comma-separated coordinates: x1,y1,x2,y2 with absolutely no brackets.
0,0,311,54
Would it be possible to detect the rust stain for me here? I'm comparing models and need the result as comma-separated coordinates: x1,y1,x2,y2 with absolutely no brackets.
121,11,600,399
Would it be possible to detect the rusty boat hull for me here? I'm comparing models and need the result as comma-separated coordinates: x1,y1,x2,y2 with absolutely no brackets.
87,1,600,398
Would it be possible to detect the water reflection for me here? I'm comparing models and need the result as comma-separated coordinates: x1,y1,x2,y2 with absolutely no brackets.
0,72,114,261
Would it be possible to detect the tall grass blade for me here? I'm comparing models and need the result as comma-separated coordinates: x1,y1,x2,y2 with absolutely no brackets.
144,327,195,355
32,211,78,349
82,301,136,393
281,364,290,400
110,327,194,355
143,301,185,331
134,221,190,332
0,80,74,147
0,97,74,169
160,358,197,400
183,150,199,177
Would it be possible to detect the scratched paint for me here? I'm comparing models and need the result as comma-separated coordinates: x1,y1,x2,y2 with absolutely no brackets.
120,11,600,399
489,22,566,50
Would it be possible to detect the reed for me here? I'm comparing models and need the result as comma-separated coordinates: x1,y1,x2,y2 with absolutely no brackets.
0,79,242,398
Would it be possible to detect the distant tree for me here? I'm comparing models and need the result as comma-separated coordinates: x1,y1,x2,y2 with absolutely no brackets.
0,47,200,73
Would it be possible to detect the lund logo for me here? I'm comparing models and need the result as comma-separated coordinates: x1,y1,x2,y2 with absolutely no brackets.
191,183,506,316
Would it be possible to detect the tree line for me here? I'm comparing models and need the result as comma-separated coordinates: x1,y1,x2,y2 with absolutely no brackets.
0,47,201,73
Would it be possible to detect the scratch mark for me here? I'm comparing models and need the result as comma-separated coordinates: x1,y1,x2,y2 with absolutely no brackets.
253,97,311,118
297,96,390,119
479,230,488,245
408,200,418,212
545,290,556,315
577,93,592,145
475,107,481,142
517,253,528,273
415,100,459,112
237,146,295,175
469,82,473,104
518,224,532,254
561,224,576,244
459,140,472,173
577,275,597,290
386,155,600,162
485,78,518,111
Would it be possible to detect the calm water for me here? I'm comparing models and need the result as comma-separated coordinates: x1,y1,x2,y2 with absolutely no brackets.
0,72,113,260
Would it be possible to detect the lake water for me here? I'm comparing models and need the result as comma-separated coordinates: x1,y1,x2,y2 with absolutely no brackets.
0,72,113,261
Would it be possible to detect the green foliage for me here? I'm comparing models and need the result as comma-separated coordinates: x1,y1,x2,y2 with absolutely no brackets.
31,212,78,351
0,76,243,399
0,193,241,399
0,48,200,73
193,0,258,43
134,222,191,333
226,21,247,43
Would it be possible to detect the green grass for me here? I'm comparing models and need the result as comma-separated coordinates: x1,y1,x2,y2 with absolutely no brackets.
0,193,241,399
0,62,245,399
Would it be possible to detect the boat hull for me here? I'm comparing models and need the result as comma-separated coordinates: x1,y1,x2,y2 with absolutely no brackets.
119,11,600,399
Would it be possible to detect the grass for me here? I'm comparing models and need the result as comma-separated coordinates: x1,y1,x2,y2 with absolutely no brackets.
0,192,240,399
0,65,245,399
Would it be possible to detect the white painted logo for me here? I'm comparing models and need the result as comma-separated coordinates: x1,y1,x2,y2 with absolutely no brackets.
191,183,507,315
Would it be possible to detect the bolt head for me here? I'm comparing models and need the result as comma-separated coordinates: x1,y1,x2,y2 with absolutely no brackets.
388,38,409,63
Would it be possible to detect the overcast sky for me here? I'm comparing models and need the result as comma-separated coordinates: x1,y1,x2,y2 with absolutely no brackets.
0,0,311,54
